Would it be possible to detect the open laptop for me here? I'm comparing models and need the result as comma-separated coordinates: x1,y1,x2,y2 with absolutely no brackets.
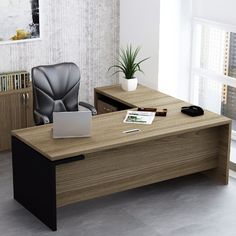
53,111,92,138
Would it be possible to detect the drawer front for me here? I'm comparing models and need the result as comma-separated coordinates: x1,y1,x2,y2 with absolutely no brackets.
56,127,219,207
97,99,118,114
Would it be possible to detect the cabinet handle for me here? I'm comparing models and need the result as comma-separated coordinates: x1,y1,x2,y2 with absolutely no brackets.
22,93,26,105
26,93,29,105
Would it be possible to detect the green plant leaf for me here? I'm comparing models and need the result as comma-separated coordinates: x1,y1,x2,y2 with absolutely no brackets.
108,45,150,79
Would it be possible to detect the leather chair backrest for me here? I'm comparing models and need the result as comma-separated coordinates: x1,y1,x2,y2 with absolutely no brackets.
32,62,80,123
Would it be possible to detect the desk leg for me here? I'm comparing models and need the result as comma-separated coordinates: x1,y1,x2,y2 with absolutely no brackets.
204,123,231,185
12,137,57,231
217,123,231,184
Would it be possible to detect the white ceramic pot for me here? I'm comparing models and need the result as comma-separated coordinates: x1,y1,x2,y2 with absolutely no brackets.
121,77,138,91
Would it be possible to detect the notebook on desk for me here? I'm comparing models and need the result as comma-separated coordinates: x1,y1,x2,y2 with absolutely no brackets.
52,111,92,138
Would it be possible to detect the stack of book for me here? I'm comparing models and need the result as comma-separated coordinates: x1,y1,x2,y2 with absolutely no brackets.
0,71,30,92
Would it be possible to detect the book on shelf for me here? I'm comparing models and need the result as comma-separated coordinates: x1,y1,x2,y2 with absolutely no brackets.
0,71,30,92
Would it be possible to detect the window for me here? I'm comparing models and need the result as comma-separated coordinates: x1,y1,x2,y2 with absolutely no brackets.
191,18,236,165
222,32,236,132
191,18,236,139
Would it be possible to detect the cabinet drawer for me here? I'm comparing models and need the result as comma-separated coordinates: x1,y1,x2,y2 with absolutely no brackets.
97,99,118,114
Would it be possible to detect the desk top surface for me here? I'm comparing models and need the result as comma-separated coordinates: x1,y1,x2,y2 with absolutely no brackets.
12,84,231,161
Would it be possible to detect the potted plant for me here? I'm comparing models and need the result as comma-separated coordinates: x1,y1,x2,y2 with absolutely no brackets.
109,45,149,91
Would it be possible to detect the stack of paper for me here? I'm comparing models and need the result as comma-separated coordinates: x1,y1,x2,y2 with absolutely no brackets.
123,110,155,125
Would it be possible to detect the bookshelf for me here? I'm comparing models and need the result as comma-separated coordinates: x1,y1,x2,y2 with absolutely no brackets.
0,71,34,152
0,71,30,92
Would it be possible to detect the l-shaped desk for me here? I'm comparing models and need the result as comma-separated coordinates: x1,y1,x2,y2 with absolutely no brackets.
11,85,231,231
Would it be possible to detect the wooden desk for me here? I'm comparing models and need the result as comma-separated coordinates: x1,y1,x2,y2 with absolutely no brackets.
12,85,231,231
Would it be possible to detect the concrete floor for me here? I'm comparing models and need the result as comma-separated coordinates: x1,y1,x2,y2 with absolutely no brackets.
1,152,236,236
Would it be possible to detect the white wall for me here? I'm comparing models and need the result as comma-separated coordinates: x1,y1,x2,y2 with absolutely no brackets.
192,0,236,25
0,0,120,104
120,0,192,100
120,0,236,100
159,0,192,101
120,0,160,90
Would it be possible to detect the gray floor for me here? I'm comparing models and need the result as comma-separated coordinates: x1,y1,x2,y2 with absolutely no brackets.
1,152,236,236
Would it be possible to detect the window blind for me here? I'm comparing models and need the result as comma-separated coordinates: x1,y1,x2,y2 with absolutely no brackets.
197,25,226,112
222,32,236,130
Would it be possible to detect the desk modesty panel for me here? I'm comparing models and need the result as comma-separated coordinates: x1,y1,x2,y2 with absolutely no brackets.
12,85,231,231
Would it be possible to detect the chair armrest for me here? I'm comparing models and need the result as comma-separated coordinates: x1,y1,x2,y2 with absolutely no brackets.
34,110,50,125
79,101,97,116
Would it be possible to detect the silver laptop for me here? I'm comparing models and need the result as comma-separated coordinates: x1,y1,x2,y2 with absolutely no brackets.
53,111,92,138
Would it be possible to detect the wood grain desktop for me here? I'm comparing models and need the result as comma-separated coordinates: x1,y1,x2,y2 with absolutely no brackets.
11,84,231,231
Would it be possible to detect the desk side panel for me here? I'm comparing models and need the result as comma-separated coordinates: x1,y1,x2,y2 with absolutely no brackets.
12,137,57,231
56,127,222,208
204,123,231,184
218,123,231,184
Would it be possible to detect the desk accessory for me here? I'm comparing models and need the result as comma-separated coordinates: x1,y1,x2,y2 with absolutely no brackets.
138,107,156,112
53,111,92,138
181,106,204,117
156,109,167,117
108,45,150,91
138,107,167,116
123,129,141,134
124,110,155,124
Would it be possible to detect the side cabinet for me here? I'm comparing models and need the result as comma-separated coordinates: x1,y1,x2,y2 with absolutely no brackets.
0,93,12,151
94,88,133,115
0,88,34,151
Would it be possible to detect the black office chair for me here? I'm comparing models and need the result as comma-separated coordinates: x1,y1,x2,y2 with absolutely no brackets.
31,62,97,125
